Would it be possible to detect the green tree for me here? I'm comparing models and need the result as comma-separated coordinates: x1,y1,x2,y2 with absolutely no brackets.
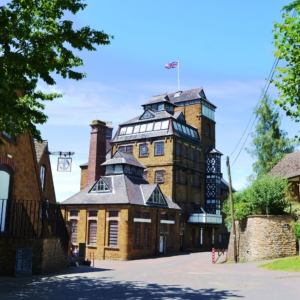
245,94,296,176
0,0,112,141
272,1,300,123
222,175,293,228
247,174,292,215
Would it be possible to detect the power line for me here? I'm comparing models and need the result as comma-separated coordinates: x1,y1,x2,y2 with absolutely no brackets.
229,9,297,167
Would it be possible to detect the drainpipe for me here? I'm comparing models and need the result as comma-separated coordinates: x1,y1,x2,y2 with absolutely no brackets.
155,207,159,255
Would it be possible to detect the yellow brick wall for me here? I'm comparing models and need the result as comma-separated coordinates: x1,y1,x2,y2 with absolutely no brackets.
61,204,181,260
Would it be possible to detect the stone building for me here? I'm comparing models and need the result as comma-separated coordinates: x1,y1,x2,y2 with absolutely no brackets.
0,131,69,275
269,150,300,202
60,150,181,260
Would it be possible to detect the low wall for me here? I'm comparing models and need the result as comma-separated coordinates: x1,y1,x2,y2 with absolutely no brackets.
0,236,69,276
228,215,297,262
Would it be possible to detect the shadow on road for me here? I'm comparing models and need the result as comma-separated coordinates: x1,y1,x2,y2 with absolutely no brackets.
1,274,244,299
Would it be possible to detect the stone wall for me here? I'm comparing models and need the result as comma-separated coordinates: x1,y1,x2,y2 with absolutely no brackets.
0,236,69,275
228,215,297,262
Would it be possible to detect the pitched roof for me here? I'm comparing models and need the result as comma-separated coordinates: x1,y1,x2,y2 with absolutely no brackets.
102,151,146,169
269,151,300,179
34,141,48,163
61,174,180,210
149,87,216,108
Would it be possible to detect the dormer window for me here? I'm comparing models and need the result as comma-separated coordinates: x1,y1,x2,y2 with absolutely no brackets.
115,165,123,174
147,187,166,205
91,179,110,193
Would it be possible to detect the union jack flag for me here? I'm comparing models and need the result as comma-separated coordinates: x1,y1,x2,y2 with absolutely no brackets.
165,61,178,69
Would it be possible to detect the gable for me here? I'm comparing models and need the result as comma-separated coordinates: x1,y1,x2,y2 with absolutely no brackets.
200,89,207,99
146,186,167,205
90,178,111,193
177,112,185,121
140,110,155,120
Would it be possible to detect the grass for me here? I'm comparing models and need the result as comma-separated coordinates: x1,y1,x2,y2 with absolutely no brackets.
259,256,300,272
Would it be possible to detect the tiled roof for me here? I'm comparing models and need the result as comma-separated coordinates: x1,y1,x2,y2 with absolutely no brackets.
34,141,48,163
61,174,180,210
269,151,300,179
141,95,177,106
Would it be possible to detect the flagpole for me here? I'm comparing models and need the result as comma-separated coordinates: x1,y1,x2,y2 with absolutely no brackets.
178,60,180,91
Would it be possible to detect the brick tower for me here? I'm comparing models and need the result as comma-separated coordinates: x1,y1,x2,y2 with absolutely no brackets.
87,120,108,186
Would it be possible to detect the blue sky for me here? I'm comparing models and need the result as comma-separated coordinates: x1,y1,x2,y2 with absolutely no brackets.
9,0,296,202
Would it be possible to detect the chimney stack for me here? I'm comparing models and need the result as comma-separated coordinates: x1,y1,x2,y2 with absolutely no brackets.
87,120,108,186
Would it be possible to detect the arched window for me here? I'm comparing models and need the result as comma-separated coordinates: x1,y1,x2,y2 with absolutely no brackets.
205,123,211,137
0,164,12,232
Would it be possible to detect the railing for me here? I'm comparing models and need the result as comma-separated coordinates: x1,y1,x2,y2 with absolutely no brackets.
0,199,69,254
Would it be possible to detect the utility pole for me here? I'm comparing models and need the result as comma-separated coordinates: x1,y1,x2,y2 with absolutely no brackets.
226,156,237,263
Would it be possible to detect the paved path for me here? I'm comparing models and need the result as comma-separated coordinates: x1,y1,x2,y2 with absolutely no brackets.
0,252,300,299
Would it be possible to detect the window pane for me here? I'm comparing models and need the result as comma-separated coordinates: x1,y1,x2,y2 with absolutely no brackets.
109,221,118,246
71,219,78,244
126,127,133,134
161,120,169,129
126,145,133,154
173,121,178,130
88,221,97,245
109,211,119,217
154,122,161,130
115,165,123,173
134,125,140,133
120,127,126,135
70,211,78,217
139,144,148,156
155,171,164,183
146,123,153,131
124,165,131,174
158,103,164,110
118,146,126,152
89,211,97,217
177,124,183,132
140,124,147,132
155,142,164,155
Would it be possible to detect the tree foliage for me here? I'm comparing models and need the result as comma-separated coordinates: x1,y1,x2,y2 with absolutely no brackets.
272,0,300,123
222,175,293,228
245,94,296,176
0,0,112,141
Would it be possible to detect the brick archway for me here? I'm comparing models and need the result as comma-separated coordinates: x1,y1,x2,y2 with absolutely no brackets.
0,156,16,172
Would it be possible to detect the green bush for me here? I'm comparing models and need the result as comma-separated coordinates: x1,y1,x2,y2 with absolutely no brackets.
247,174,291,215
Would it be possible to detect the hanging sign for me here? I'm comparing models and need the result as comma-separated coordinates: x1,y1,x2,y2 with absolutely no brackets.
57,157,72,172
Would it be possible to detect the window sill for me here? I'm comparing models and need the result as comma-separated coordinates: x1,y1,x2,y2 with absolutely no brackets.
87,244,97,248
104,246,119,250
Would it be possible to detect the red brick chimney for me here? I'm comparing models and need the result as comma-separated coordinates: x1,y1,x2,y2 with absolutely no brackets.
87,120,108,186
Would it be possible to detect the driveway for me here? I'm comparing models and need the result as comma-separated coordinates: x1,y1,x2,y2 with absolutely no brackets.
0,252,299,299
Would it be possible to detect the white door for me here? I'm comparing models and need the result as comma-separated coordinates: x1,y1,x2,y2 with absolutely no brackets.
0,165,11,232
159,235,165,253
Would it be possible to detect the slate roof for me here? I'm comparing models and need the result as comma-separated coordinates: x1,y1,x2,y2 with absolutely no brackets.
269,151,300,179
114,110,201,145
34,141,48,163
141,94,177,106
149,87,216,108
61,174,180,210
120,110,173,125
103,151,146,169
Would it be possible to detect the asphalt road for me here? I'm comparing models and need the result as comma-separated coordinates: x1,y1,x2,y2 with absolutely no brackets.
0,252,299,299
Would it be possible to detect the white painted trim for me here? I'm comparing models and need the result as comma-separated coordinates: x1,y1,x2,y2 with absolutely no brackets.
106,217,120,221
160,220,175,224
68,216,79,221
134,218,152,223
